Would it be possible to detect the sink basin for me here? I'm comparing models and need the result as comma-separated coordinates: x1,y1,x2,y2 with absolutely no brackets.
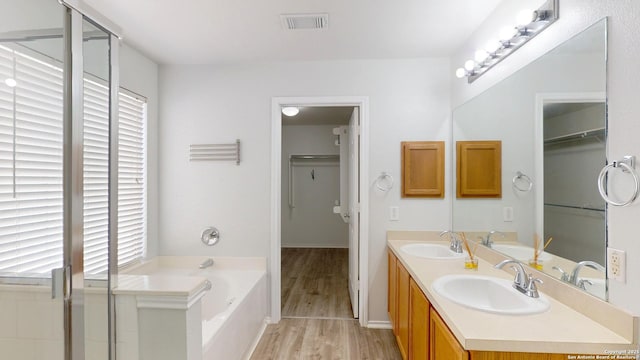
400,244,466,260
492,244,552,262
432,274,550,315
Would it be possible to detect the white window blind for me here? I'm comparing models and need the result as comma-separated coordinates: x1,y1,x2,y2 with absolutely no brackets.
83,79,110,275
0,46,64,274
0,44,147,277
117,92,146,267
83,80,147,274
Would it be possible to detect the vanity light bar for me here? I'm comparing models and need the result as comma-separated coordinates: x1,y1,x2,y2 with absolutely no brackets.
456,0,559,83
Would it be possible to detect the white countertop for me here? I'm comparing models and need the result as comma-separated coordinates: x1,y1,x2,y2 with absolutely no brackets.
388,236,638,354
112,274,208,297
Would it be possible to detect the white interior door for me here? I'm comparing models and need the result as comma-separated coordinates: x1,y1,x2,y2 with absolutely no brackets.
348,107,360,318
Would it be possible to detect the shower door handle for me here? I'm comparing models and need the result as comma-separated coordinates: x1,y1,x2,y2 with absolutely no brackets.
51,265,70,300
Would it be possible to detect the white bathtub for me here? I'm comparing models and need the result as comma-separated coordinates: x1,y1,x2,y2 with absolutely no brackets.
123,256,268,360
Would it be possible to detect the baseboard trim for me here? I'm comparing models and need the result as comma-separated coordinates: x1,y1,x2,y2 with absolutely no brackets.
244,317,270,360
367,320,392,329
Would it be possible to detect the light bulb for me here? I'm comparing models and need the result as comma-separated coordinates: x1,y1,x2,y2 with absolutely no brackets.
4,78,16,88
499,26,516,41
282,107,299,117
516,9,534,26
485,39,501,54
464,60,476,71
474,49,489,63
455,68,467,79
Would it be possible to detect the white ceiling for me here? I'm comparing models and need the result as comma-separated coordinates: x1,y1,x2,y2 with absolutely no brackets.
82,0,504,65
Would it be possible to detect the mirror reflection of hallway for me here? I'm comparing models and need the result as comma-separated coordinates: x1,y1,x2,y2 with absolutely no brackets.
280,106,356,319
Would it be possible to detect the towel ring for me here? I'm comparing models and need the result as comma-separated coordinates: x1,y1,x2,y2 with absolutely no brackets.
597,156,640,207
375,172,394,192
512,171,533,192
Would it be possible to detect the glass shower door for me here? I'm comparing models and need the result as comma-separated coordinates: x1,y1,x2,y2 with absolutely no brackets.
81,16,113,359
0,1,68,359
0,1,119,359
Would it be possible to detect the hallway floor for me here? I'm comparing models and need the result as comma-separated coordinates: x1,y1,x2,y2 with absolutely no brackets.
281,247,352,318
250,248,401,359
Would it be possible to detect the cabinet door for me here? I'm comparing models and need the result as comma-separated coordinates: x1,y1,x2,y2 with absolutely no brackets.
430,308,468,360
409,278,429,360
456,140,502,198
388,250,398,335
401,141,445,198
397,259,410,359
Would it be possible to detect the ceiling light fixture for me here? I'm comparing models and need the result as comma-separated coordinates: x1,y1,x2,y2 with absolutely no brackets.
282,107,300,117
455,0,559,83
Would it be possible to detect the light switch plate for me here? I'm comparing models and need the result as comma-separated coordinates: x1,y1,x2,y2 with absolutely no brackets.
389,206,399,221
503,207,514,222
607,247,626,283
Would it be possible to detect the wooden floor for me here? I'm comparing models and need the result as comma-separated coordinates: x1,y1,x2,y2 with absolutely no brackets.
250,248,401,359
250,318,401,360
281,248,352,319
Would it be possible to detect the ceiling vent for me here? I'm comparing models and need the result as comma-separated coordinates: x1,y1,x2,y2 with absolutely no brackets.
281,13,329,31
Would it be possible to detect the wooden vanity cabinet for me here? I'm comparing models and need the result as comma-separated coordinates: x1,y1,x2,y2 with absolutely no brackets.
388,249,410,359
388,250,398,335
397,257,411,359
388,247,573,360
430,308,468,360
409,278,430,359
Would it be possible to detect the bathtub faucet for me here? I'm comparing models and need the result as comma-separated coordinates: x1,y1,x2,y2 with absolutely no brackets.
199,258,214,269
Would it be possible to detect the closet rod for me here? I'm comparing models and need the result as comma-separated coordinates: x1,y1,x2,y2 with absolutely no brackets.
543,127,605,145
288,154,340,209
544,203,605,212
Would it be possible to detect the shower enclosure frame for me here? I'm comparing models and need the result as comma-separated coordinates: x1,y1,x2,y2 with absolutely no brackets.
61,2,121,359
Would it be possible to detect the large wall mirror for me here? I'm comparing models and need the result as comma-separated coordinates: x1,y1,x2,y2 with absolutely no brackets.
452,19,608,300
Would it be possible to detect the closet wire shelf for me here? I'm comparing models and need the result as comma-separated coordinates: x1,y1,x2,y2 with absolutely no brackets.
543,127,605,145
189,140,240,165
288,154,340,208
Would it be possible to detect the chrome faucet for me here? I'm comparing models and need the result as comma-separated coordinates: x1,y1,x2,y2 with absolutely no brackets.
440,231,463,253
495,259,543,298
481,230,505,248
199,258,214,269
552,266,570,282
568,260,605,285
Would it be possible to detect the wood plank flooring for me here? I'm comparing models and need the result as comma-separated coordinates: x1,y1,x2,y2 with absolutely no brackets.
250,248,400,359
250,318,401,360
281,248,352,319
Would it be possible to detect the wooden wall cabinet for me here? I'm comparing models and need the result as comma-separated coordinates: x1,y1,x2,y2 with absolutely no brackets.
401,141,445,198
456,140,502,198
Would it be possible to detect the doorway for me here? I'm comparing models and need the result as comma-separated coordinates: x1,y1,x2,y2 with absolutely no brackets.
270,96,369,326
281,106,354,319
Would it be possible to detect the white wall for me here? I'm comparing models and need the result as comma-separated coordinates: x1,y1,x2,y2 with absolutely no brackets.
450,0,640,319
281,124,347,248
158,58,451,322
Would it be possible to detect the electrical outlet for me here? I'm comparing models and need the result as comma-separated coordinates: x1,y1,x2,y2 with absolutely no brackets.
607,247,626,283
389,206,399,221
